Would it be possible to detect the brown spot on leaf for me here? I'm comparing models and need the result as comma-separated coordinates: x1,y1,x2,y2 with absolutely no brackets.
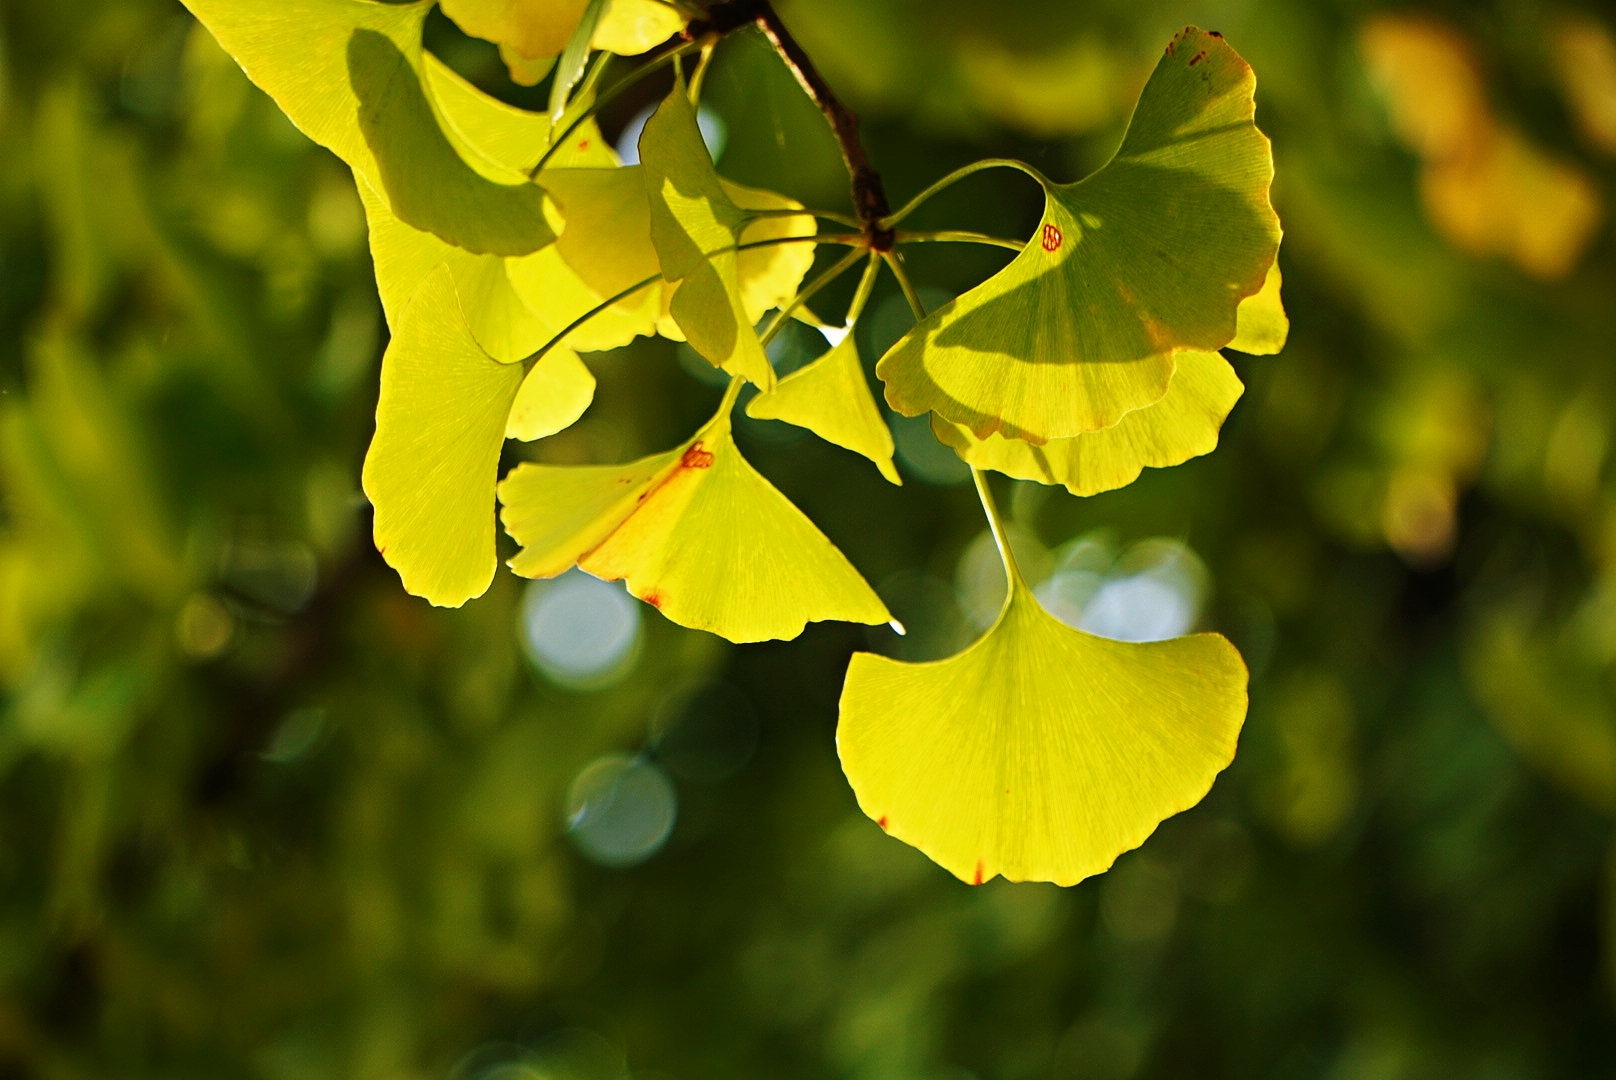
680,442,715,469
1041,223,1063,252
878,816,889,831
643,590,663,610
973,861,985,886
1188,50,1207,66
578,138,590,150
1208,30,1223,38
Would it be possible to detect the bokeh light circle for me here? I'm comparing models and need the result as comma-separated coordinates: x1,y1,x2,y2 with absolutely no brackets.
566,755,678,868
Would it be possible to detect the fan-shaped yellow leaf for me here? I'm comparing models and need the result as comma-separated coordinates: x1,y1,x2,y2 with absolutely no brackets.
1227,261,1288,355
594,0,685,56
838,574,1248,885
362,265,526,608
179,0,430,191
498,405,890,642
641,80,776,389
932,351,1244,496
746,334,901,485
348,29,552,256
878,27,1279,442
506,350,596,442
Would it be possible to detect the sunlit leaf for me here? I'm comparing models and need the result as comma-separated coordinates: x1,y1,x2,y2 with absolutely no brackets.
1227,260,1288,355
746,333,901,485
878,27,1279,442
178,0,431,189
426,52,617,177
506,349,596,442
348,29,552,256
359,74,618,361
362,265,526,608
642,79,777,390
838,568,1248,885
932,351,1244,496
498,406,890,642
441,0,683,68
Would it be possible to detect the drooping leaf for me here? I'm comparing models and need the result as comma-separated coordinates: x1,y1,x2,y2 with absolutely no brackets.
1227,260,1288,355
362,265,527,608
498,407,890,642
746,333,901,485
348,29,552,256
838,570,1248,885
878,27,1280,442
931,351,1244,496
178,0,431,189
641,79,777,389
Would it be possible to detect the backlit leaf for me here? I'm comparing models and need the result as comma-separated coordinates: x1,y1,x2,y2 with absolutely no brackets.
506,350,596,442
426,53,617,177
359,72,620,361
1227,261,1288,355
642,79,777,390
746,334,901,485
878,27,1279,442
441,0,683,67
838,568,1248,885
931,351,1244,496
348,29,552,256
498,406,890,642
362,266,526,608
179,0,431,190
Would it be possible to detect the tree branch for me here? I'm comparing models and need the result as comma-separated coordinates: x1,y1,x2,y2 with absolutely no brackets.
687,0,895,251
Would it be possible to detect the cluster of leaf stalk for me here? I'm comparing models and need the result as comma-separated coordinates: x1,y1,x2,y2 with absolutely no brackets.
185,0,1283,887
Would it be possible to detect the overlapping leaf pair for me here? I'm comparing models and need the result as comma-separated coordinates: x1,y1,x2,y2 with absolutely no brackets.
186,1,1284,888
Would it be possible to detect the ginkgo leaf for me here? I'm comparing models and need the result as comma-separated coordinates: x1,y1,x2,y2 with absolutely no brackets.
728,182,819,324
359,178,550,363
362,265,526,608
642,78,777,390
1226,260,1288,355
838,569,1248,885
441,0,683,67
425,52,618,177
498,406,890,642
878,27,1280,442
359,76,622,361
931,351,1244,496
746,334,901,485
348,29,552,256
179,0,430,190
506,349,596,442
593,0,686,55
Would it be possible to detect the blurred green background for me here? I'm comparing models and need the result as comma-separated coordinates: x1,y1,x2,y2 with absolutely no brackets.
3,0,1616,1076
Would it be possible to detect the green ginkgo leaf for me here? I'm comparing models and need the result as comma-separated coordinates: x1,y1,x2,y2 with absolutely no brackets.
838,557,1248,885
179,0,431,190
746,333,901,485
1226,260,1288,355
931,351,1244,496
878,27,1280,442
641,78,778,390
363,265,530,608
348,29,552,256
498,404,891,642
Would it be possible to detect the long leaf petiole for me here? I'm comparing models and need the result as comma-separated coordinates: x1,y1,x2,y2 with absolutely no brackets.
879,158,1049,231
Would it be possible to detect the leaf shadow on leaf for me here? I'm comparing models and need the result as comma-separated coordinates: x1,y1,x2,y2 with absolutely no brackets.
349,28,553,256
